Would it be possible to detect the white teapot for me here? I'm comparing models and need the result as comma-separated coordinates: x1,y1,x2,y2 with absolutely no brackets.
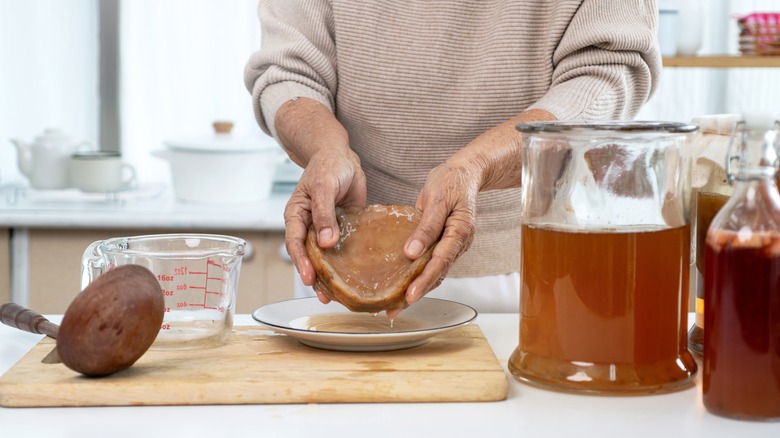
10,128,92,189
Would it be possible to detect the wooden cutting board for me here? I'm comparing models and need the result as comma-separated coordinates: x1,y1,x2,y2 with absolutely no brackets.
0,324,508,407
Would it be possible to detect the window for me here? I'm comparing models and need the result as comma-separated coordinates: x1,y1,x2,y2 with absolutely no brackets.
117,0,265,184
1,0,265,186
0,0,99,184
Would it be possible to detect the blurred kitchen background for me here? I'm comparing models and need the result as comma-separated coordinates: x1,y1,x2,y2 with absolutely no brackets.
1,0,780,186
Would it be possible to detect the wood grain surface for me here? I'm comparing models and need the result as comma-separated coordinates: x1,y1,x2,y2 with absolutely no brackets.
0,324,508,407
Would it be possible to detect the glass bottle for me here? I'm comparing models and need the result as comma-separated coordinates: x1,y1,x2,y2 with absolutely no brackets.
702,115,780,421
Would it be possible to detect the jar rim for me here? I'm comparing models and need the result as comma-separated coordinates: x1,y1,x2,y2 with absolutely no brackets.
516,120,699,134
98,233,246,258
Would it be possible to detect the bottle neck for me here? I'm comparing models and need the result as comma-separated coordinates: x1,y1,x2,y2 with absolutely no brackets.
734,166,776,181
731,176,779,198
714,119,780,234
732,125,778,182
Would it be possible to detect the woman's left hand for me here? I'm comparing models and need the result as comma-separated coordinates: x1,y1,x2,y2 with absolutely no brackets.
389,160,481,319
388,109,556,319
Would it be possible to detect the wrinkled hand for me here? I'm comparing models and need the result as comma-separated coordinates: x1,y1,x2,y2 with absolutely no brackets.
284,147,367,304
386,109,555,319
387,160,481,319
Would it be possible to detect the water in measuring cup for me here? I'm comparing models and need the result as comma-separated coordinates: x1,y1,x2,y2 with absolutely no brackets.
150,258,237,349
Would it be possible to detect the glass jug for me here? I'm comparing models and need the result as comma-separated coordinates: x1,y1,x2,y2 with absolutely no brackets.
510,121,699,395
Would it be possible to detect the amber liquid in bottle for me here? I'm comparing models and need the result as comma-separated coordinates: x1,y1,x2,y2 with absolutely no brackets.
509,224,697,394
703,230,780,420
689,191,731,355
691,179,780,356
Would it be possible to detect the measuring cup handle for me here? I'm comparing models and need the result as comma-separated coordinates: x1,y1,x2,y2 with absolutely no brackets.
81,240,106,289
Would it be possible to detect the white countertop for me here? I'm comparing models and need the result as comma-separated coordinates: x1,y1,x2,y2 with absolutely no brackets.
0,313,777,438
0,182,289,230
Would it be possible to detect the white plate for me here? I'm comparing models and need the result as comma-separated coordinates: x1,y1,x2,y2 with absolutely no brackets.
252,297,477,352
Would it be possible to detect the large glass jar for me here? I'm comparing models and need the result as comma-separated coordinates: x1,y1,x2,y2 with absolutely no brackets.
511,121,699,395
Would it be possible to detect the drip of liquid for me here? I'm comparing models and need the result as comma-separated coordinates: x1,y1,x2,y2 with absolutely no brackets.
372,312,395,328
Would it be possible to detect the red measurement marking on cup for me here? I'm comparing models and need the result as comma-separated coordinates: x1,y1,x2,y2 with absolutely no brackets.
162,258,228,312
195,258,226,311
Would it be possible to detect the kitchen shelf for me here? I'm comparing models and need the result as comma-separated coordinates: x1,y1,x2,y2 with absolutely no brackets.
662,54,780,68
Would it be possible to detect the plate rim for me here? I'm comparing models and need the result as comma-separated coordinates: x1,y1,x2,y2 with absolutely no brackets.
251,296,477,338
297,337,431,352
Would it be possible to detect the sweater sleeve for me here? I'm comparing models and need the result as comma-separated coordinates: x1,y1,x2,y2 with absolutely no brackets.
243,0,336,138
528,0,662,121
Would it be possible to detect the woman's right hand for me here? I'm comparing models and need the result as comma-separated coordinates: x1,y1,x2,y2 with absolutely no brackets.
283,146,367,303
272,98,367,304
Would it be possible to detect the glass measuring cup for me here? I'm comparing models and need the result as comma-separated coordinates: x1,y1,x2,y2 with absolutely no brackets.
81,234,246,349
510,121,699,395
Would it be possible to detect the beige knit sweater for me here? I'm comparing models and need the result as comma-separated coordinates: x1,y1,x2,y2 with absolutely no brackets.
245,0,661,277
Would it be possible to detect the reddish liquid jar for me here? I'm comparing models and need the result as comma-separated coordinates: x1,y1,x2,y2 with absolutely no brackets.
703,230,780,420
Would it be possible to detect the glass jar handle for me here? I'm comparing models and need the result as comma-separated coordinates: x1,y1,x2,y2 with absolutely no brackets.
774,120,780,174
725,120,745,185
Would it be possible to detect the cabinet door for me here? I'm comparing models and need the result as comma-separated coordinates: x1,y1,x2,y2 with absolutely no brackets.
28,228,145,313
26,229,295,314
0,228,10,303
230,231,295,313
261,232,295,305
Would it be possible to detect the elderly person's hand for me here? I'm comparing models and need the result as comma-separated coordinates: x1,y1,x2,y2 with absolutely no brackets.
393,160,480,317
389,109,556,319
284,147,366,305
274,98,367,305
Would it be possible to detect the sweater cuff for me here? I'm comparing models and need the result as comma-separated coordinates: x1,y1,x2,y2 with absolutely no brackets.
252,81,334,139
528,75,616,121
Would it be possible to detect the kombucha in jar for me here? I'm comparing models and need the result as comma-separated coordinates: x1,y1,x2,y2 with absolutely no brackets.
688,114,743,357
514,121,699,395
510,224,697,394
688,190,730,356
